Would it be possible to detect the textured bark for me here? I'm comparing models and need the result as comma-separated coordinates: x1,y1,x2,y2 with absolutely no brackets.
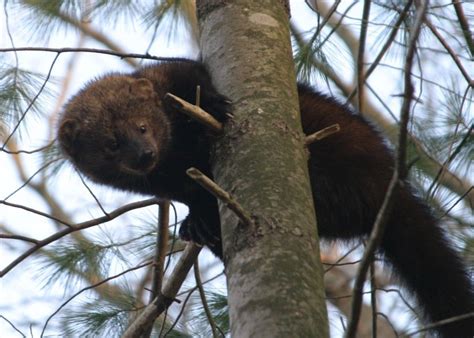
197,1,328,337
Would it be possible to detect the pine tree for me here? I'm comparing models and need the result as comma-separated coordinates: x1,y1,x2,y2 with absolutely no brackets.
1,1,472,337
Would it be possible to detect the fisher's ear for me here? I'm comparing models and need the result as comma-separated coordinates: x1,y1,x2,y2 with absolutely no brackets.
129,78,155,100
58,119,80,156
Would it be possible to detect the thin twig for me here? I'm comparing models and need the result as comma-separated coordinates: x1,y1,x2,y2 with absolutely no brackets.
440,185,473,218
401,312,474,337
323,243,361,273
376,312,400,338
451,0,474,57
122,243,202,338
0,199,71,228
294,9,474,209
151,201,170,301
356,0,371,111
305,124,340,146
186,167,253,227
347,0,414,102
343,174,399,338
0,47,194,63
164,93,223,133
3,158,60,201
142,200,171,337
427,123,473,202
344,2,429,337
425,19,472,85
76,171,109,217
0,198,160,277
370,262,377,338
0,234,39,244
164,272,224,338
194,259,221,338
40,261,153,337
163,280,199,337
2,53,60,148
0,315,25,338
0,140,54,154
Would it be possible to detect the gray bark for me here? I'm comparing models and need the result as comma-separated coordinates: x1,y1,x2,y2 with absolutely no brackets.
197,1,329,337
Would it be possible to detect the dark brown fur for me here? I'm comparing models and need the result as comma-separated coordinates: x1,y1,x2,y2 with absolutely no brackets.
58,60,473,337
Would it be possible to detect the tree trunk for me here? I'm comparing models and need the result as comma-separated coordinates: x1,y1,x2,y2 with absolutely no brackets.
197,1,329,337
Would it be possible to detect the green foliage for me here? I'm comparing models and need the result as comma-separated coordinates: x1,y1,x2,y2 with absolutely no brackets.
193,291,229,336
42,141,67,177
40,236,118,288
142,0,199,48
0,65,54,139
61,295,135,337
14,0,81,39
1,1,472,336
127,209,184,261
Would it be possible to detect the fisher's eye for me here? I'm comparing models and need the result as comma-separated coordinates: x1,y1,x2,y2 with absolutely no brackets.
139,124,147,134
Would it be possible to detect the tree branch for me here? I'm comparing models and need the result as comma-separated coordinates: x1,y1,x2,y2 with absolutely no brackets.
41,261,153,337
356,0,371,111
0,47,195,63
186,168,253,227
0,198,160,277
142,200,171,338
425,19,472,85
122,243,202,338
451,0,474,57
164,93,223,133
291,14,474,209
194,259,221,338
305,124,340,145
344,1,429,336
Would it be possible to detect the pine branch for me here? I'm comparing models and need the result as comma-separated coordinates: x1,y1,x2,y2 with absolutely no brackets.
122,243,202,338
41,261,153,336
291,13,474,209
356,0,371,111
0,198,160,277
451,0,474,57
194,259,221,338
344,1,429,336
0,47,193,63
425,19,473,85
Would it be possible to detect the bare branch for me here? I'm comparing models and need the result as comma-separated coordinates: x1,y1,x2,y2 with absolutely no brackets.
0,199,72,228
194,259,222,338
425,19,473,85
347,0,414,102
344,2,430,337
292,3,474,209
402,312,474,337
0,315,25,338
0,198,160,277
150,201,171,301
356,0,371,111
1,53,59,148
186,167,253,227
142,200,171,338
305,124,340,146
164,93,223,133
122,243,202,338
0,47,195,64
0,141,54,154
40,260,153,337
0,234,39,244
452,0,474,57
